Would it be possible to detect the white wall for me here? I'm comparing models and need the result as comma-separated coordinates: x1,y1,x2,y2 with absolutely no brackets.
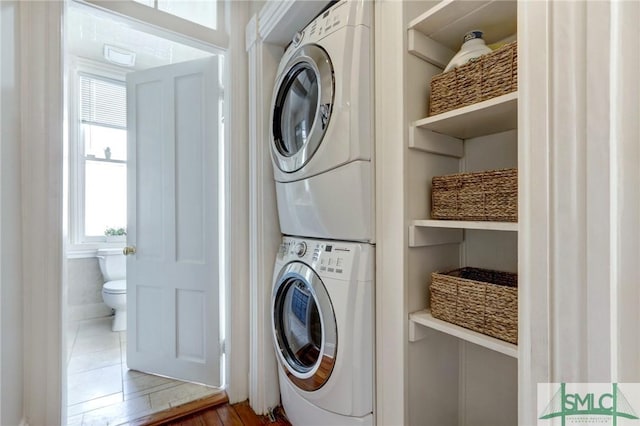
249,1,264,17
66,259,111,322
0,1,24,425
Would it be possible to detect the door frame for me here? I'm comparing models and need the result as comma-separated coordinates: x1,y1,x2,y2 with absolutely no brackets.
19,1,250,424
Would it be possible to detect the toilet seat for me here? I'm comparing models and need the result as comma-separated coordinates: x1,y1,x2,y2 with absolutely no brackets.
103,279,126,294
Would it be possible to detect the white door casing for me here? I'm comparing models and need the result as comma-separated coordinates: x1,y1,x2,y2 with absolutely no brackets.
126,57,222,386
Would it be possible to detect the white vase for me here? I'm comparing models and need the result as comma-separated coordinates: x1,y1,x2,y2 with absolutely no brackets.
105,235,126,243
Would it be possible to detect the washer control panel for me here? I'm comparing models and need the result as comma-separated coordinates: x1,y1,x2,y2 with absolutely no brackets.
279,236,362,279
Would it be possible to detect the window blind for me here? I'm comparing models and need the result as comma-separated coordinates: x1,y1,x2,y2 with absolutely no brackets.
80,75,126,129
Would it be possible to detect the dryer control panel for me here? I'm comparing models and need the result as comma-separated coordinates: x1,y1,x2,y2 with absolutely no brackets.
306,1,348,41
290,0,371,48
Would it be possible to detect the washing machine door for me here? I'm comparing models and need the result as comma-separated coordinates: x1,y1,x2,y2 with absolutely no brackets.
271,44,334,174
272,261,337,391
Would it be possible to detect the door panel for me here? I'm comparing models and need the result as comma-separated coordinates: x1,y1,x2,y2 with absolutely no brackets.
135,80,164,262
127,56,221,386
136,286,163,353
176,289,206,362
175,73,206,264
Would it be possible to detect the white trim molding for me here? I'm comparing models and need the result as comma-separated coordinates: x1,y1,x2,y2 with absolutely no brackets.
519,1,640,423
610,0,640,384
518,1,551,422
374,1,408,424
224,0,251,404
245,0,329,415
257,0,293,42
258,0,329,45
245,14,258,52
246,19,283,418
20,1,64,424
0,2,25,424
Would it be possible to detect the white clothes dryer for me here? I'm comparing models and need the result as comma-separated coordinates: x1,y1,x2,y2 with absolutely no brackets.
270,0,374,242
271,236,374,426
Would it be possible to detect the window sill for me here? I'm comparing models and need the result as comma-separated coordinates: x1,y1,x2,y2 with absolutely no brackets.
66,242,126,259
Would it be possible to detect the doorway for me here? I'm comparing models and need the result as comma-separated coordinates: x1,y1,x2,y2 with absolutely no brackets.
64,3,225,424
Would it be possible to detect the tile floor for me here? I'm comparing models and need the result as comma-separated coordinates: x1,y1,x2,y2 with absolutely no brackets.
67,317,219,426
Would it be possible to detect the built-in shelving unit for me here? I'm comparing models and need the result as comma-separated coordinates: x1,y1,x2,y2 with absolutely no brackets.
409,309,518,358
403,0,519,422
376,0,519,426
406,0,518,340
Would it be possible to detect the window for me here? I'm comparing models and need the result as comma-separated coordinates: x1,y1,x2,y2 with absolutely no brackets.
80,0,228,51
132,0,218,30
71,71,128,245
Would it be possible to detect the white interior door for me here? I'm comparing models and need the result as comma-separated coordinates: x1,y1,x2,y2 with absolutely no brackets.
126,56,221,386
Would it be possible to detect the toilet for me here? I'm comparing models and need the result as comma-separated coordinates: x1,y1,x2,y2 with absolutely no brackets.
97,248,127,331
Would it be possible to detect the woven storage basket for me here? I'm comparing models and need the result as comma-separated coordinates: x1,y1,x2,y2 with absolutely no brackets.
429,41,517,116
431,168,517,222
430,267,518,344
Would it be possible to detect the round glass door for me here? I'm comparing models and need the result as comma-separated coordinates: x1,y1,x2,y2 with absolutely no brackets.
274,64,318,158
272,262,337,391
271,44,334,174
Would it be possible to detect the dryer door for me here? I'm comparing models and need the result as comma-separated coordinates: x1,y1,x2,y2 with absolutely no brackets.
271,45,334,174
272,262,337,391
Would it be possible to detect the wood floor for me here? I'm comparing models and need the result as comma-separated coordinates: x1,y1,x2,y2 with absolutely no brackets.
160,402,291,426
128,393,290,426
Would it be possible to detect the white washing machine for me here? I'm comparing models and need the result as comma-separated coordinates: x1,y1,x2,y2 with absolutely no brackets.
271,236,374,426
270,0,374,242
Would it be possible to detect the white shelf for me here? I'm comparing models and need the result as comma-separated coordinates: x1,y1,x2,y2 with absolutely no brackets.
409,309,517,359
409,225,463,247
408,0,517,51
409,126,463,158
411,219,517,232
413,92,518,140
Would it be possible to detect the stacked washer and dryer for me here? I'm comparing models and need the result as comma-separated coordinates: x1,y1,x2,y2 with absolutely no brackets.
269,1,374,426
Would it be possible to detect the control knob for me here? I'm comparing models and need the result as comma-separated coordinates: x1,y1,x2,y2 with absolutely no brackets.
294,242,307,257
292,31,304,46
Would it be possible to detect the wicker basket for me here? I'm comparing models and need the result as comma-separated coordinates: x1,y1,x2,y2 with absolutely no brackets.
430,267,517,344
429,41,517,116
431,168,517,222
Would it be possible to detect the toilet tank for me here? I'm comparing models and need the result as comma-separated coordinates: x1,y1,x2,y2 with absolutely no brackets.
96,248,126,282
